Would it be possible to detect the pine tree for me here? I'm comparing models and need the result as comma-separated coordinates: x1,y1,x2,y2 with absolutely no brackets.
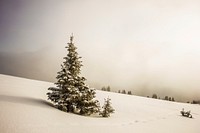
101,86,106,91
164,96,168,100
172,97,175,102
100,97,115,117
47,35,99,115
107,86,111,91
169,97,172,101
152,94,157,99
122,90,126,94
128,91,132,95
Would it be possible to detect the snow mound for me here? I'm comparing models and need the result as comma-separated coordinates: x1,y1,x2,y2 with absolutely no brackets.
0,74,199,133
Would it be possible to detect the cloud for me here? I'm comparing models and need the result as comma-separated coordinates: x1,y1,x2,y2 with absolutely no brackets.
1,0,200,101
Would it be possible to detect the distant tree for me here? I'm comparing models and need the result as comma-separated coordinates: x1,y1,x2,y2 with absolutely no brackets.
128,91,132,95
118,90,121,93
172,97,175,102
164,96,168,100
122,90,126,94
152,94,157,99
169,97,172,101
101,86,106,91
47,35,100,115
100,97,115,117
107,86,111,92
192,100,200,104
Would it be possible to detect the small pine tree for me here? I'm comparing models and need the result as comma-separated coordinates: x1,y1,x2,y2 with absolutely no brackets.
164,96,168,100
122,90,126,94
128,91,132,95
100,97,115,117
107,86,111,92
172,97,175,102
101,86,106,91
152,94,157,99
47,35,99,115
169,97,172,101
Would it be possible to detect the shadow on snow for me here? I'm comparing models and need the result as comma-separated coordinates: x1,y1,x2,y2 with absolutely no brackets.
0,94,54,108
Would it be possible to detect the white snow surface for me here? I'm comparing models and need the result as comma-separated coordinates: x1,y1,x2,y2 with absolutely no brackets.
0,74,199,133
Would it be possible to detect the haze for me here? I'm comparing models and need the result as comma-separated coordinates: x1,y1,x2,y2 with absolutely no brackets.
0,0,200,102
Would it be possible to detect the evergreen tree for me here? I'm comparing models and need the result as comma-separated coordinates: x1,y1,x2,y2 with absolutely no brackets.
107,86,111,92
172,97,175,102
122,90,126,94
164,96,168,100
76,86,100,115
169,97,172,101
101,86,106,91
128,91,132,95
100,97,115,117
152,94,157,99
47,35,99,115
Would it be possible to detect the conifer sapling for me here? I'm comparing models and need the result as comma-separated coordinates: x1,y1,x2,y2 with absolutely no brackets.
100,97,115,117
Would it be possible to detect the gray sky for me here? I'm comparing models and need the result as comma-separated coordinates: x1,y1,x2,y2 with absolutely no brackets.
1,0,200,101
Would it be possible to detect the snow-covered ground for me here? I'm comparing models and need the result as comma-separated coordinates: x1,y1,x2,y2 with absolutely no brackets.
0,74,199,133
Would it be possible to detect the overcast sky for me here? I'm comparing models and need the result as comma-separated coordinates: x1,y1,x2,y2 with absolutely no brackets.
1,0,200,101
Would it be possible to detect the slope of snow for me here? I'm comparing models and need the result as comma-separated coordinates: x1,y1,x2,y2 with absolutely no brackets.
0,74,199,133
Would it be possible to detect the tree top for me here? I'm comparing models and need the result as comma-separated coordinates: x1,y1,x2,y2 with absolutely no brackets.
70,33,74,43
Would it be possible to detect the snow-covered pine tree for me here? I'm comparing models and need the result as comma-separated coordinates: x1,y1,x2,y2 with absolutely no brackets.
47,35,99,115
100,97,115,117
77,85,100,115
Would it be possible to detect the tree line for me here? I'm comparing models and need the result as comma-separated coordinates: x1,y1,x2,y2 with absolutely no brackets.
150,94,175,101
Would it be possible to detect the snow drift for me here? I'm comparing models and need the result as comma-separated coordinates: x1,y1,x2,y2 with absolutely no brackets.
0,74,199,133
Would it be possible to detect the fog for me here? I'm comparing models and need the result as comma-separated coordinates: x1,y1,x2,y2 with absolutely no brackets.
1,0,200,101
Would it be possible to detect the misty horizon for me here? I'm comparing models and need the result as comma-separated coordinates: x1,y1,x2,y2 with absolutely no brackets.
1,0,200,102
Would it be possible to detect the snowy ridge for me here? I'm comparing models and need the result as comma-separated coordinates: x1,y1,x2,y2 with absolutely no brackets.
0,74,199,133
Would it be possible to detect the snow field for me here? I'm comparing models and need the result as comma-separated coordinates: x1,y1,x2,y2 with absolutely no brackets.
0,74,199,133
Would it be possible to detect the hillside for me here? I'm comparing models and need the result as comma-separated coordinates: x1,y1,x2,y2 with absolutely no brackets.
0,74,199,133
